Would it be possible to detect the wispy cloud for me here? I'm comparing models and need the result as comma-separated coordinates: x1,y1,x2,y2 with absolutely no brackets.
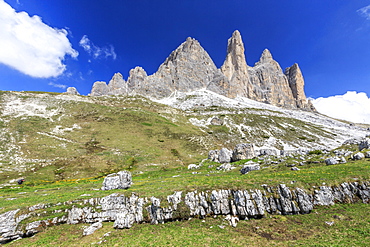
311,91,370,124
0,0,78,78
48,82,67,89
357,5,370,20
79,35,117,60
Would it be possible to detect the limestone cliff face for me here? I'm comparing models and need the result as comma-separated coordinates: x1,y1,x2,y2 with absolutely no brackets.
248,49,296,108
89,30,314,111
285,64,316,111
108,73,127,95
219,30,251,98
90,81,109,96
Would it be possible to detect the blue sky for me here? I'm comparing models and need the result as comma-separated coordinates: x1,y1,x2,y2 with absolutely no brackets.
1,0,370,119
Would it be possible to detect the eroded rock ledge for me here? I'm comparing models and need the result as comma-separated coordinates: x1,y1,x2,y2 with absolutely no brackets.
1,181,369,243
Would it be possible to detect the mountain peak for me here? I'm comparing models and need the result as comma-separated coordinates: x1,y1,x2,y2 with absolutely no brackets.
259,49,273,63
86,31,315,111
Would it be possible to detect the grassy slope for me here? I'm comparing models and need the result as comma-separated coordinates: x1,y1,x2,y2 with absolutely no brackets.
5,203,370,246
0,91,370,246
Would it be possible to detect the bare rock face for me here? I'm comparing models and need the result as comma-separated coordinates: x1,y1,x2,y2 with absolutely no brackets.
107,73,127,95
66,87,80,95
137,37,225,99
87,30,315,111
90,81,109,96
101,171,132,190
232,143,256,161
220,30,251,98
285,63,316,111
248,49,296,108
127,67,148,92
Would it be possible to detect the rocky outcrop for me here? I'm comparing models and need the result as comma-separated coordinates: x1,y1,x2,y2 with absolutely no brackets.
107,73,127,95
1,181,370,243
248,49,296,108
90,81,109,96
101,171,132,190
232,143,256,161
88,31,315,111
219,30,251,98
359,138,370,151
66,87,80,95
285,63,316,111
209,143,256,163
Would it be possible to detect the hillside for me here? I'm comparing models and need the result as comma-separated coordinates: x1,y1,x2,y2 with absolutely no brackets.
0,90,367,186
1,90,370,246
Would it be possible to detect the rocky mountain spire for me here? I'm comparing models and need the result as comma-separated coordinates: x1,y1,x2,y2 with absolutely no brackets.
108,73,127,95
248,49,295,108
220,30,251,98
221,30,249,80
285,63,316,111
136,37,222,98
255,48,283,72
87,30,315,111
90,81,109,96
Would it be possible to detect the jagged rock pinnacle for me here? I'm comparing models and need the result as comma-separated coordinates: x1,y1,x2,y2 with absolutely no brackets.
66,87,80,95
220,30,251,98
86,30,315,111
90,81,109,96
221,30,248,80
285,63,316,111
260,49,273,62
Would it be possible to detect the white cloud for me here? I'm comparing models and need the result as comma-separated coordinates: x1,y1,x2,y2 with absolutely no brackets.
311,91,370,124
48,82,67,89
357,5,370,20
0,0,78,78
79,35,117,60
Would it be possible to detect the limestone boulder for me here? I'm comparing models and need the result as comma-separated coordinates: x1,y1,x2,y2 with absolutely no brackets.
232,143,255,161
240,163,260,174
83,222,102,235
359,138,370,151
353,152,365,160
101,171,132,190
218,148,232,163
325,158,338,165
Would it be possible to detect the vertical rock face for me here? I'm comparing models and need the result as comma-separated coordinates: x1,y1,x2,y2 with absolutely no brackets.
66,87,80,95
107,73,127,95
285,64,316,111
248,49,296,108
90,81,109,96
220,30,251,98
87,30,315,111
127,67,147,91
140,37,224,99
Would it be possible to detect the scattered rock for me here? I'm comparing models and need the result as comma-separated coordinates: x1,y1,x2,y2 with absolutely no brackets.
232,143,256,161
325,158,338,166
218,148,233,163
225,215,239,227
188,164,201,170
83,222,102,236
210,117,223,126
353,152,365,160
258,149,278,156
101,171,132,190
359,138,370,151
217,163,235,171
325,221,335,226
365,151,370,158
240,163,260,174
291,167,300,171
